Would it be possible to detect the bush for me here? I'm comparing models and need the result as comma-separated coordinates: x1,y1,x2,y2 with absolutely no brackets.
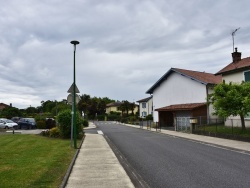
120,117,129,123
57,109,83,138
146,114,153,121
82,119,89,127
107,114,121,121
36,120,46,129
96,115,105,121
40,130,50,137
49,127,60,138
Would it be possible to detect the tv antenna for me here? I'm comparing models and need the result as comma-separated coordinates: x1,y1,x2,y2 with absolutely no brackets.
232,27,240,52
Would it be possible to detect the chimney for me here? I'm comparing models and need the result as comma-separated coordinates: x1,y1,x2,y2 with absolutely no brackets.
232,47,241,63
10,103,12,107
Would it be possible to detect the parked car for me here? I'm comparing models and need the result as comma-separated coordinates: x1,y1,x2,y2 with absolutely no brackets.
17,118,37,129
11,117,21,123
0,118,18,129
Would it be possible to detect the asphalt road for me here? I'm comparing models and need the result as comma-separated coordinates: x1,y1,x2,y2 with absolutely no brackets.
92,121,250,188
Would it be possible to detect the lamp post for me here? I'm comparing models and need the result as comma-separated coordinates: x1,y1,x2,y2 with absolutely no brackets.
71,40,80,149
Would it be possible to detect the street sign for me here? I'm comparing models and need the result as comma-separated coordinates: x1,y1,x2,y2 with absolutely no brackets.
67,94,80,105
67,83,80,93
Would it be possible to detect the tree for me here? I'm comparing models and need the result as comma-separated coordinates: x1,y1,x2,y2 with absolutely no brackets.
0,107,22,119
129,102,136,115
208,81,250,131
78,94,115,119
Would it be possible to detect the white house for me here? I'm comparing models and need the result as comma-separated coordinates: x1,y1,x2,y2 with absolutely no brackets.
215,48,250,127
146,68,221,127
136,96,153,118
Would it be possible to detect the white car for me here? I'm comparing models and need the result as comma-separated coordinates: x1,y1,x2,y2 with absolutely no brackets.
0,118,18,129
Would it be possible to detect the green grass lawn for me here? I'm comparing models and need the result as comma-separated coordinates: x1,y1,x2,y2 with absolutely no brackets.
0,134,77,188
198,125,250,138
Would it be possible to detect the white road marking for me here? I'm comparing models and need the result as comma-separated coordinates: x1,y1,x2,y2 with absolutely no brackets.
97,130,103,135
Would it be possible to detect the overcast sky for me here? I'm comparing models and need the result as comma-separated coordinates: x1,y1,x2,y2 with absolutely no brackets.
1,0,250,109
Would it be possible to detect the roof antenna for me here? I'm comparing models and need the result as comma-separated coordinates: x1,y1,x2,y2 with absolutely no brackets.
232,27,240,52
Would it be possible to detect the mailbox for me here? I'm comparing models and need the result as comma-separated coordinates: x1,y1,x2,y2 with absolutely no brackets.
189,118,197,124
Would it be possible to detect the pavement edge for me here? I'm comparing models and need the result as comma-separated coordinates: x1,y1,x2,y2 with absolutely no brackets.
60,135,86,188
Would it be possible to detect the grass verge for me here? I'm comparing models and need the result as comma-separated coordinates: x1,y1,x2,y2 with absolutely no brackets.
0,134,77,188
197,125,250,138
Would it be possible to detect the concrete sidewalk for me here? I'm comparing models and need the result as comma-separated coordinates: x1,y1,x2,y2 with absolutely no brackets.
121,123,250,152
65,123,134,188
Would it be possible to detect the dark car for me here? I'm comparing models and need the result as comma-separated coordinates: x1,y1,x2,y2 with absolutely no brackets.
11,117,21,123
17,118,37,129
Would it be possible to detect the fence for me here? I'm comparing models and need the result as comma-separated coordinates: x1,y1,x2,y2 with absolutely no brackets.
193,118,250,142
176,117,224,133
139,120,161,131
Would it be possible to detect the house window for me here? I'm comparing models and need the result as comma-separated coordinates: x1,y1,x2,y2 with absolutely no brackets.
142,111,147,117
142,102,146,108
244,71,250,82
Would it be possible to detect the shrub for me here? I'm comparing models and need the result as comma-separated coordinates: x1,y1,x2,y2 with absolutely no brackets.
97,115,105,121
36,120,46,129
120,117,129,123
107,114,120,121
49,127,60,138
57,109,83,138
40,130,50,137
146,114,153,121
82,119,89,127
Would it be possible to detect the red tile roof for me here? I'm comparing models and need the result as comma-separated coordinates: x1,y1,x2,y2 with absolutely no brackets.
174,68,222,84
155,103,206,111
216,57,250,75
146,68,222,94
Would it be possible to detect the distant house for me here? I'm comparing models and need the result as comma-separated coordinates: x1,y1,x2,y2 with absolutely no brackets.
106,102,123,114
215,48,250,127
106,101,139,115
0,103,10,111
136,96,153,118
146,68,221,127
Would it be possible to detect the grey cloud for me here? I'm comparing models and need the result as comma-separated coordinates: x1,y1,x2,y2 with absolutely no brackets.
1,0,250,108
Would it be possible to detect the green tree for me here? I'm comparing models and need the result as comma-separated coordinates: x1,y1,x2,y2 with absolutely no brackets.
208,81,250,131
129,102,136,115
78,94,115,119
78,94,91,118
0,107,22,119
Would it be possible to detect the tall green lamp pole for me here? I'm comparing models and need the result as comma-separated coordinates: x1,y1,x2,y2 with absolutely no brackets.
71,40,80,149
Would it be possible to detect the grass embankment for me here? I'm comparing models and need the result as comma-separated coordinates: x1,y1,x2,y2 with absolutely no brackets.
0,134,77,188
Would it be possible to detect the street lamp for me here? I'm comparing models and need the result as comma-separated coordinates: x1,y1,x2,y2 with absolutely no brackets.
71,40,80,149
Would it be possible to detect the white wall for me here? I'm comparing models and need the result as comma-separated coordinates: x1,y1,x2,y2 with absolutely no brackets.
153,73,207,122
223,72,244,84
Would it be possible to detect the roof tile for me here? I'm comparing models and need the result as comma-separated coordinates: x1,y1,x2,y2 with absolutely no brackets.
155,103,206,111
216,57,250,75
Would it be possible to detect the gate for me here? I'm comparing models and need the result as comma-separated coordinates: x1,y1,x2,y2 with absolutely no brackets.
176,117,191,133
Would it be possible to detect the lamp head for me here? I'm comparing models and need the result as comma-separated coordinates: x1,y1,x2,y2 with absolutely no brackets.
70,40,80,45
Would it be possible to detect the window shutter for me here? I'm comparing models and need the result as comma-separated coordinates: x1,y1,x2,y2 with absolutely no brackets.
244,71,250,82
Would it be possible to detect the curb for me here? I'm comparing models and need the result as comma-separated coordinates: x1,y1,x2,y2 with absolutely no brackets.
60,135,86,188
